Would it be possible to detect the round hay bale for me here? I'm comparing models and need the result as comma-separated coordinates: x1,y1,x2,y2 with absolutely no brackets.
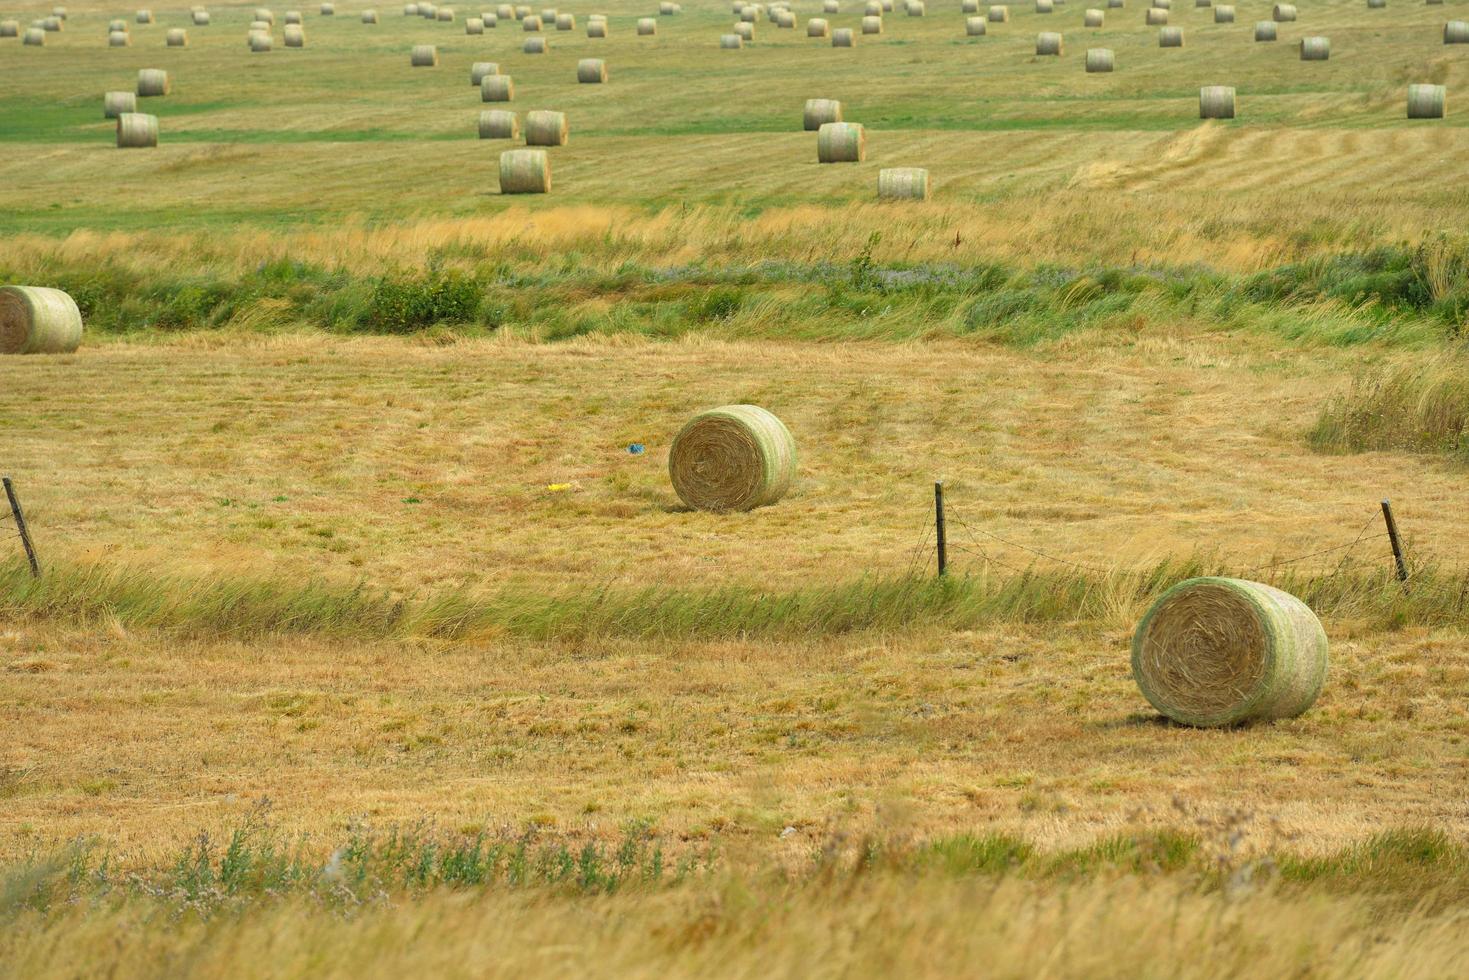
1407,83,1446,118
482,12,500,27
988,4,1008,19
525,109,568,145
523,36,546,51
1107,0,1122,7
1158,26,1182,45
481,74,514,100
961,0,978,10
539,6,556,18
136,9,153,24
735,22,754,39
817,121,865,162
555,12,573,28
284,23,304,44
249,30,272,50
499,148,550,193
411,43,438,66
419,3,437,15
659,0,681,12
471,61,500,84
1366,0,1383,7
467,16,484,32
52,5,67,18
577,57,606,81
1213,4,1232,21
1152,0,1169,6
41,15,61,31
194,10,211,24
803,98,842,130
479,108,519,138
1199,85,1235,118
104,91,138,119
741,6,758,19
513,4,529,16
721,32,743,47
1,21,19,37
637,17,655,33
832,26,853,44
404,3,418,12
862,15,882,32
1446,21,1469,43
1272,2,1295,19
1084,8,1103,25
1254,20,1276,40
437,7,455,20
109,18,128,32
137,69,170,96
320,2,335,13
166,27,187,45
877,167,929,201
1299,35,1329,59
867,0,884,12
807,17,828,35
906,0,925,14
108,29,131,46
285,10,302,23
669,406,796,513
824,0,839,10
0,286,83,355
116,111,159,148
1145,7,1166,23
1085,46,1114,71
966,15,987,33
1035,30,1062,54
777,10,795,26
1035,0,1053,11
254,7,274,22
587,19,606,35
250,19,271,30
1131,577,1328,727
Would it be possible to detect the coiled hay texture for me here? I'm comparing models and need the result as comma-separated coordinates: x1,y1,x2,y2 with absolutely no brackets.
499,148,550,193
1199,85,1235,118
1132,577,1328,728
817,121,865,161
104,91,137,118
1407,83,1445,118
669,406,797,512
803,97,841,130
116,111,158,147
877,167,929,200
525,109,568,144
411,43,438,65
137,68,170,96
577,57,606,81
0,286,83,355
1036,30,1062,54
478,108,519,137
1085,46,1114,70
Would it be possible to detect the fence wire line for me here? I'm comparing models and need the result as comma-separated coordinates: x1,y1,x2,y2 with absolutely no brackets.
948,515,1117,575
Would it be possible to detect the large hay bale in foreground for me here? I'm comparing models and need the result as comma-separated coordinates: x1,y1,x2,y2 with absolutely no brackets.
137,69,170,96
1132,578,1328,727
1035,30,1062,54
478,108,519,138
411,43,438,65
525,109,568,145
0,286,84,355
1199,85,1235,118
817,121,865,161
669,405,796,512
803,97,841,130
877,167,929,200
1085,46,1114,71
116,111,158,147
104,90,138,118
481,74,514,100
1407,83,1446,118
499,148,550,193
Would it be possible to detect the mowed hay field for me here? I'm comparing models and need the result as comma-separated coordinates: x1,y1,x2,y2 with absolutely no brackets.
4,2,1469,977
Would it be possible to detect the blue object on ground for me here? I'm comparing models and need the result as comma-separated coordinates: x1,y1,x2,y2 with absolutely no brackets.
628,443,645,455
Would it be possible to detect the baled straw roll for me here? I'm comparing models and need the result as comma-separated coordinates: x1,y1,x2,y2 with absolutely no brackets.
1407,83,1446,118
525,109,568,144
478,109,519,138
877,167,929,200
0,286,84,355
499,148,550,193
803,98,841,130
104,91,138,118
817,121,865,162
669,406,797,512
116,111,158,147
1199,85,1235,118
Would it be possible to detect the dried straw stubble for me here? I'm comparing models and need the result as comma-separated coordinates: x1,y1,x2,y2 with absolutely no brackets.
668,405,797,513
1132,578,1328,727
0,286,84,355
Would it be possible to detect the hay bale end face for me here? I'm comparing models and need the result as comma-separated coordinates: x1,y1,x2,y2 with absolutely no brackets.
0,286,84,355
1131,577,1328,727
478,108,519,138
499,148,550,193
877,167,930,201
1199,85,1235,118
104,91,138,119
817,121,865,162
411,43,438,65
1407,83,1446,118
577,58,606,82
1035,30,1062,55
669,406,797,512
481,74,514,100
803,98,842,130
116,111,159,148
1085,46,1114,71
525,109,568,145
137,69,170,96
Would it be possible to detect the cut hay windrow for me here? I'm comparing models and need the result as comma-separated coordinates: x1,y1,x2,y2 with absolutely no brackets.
668,405,797,512
1132,578,1328,728
817,121,865,162
499,148,550,193
0,286,84,355
877,167,930,201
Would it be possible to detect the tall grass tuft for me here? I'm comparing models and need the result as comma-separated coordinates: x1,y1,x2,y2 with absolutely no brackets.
1310,356,1469,462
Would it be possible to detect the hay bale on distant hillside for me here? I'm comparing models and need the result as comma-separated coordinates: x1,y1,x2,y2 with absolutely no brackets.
116,111,158,147
499,148,550,193
481,74,514,99
525,109,568,144
104,91,137,118
878,167,929,200
1299,35,1329,59
669,406,797,512
137,69,170,96
1085,46,1114,70
1199,85,1235,118
479,108,519,137
1036,30,1062,54
1407,83,1446,117
817,121,865,161
411,43,438,65
803,98,841,130
0,286,83,355
1132,578,1328,727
